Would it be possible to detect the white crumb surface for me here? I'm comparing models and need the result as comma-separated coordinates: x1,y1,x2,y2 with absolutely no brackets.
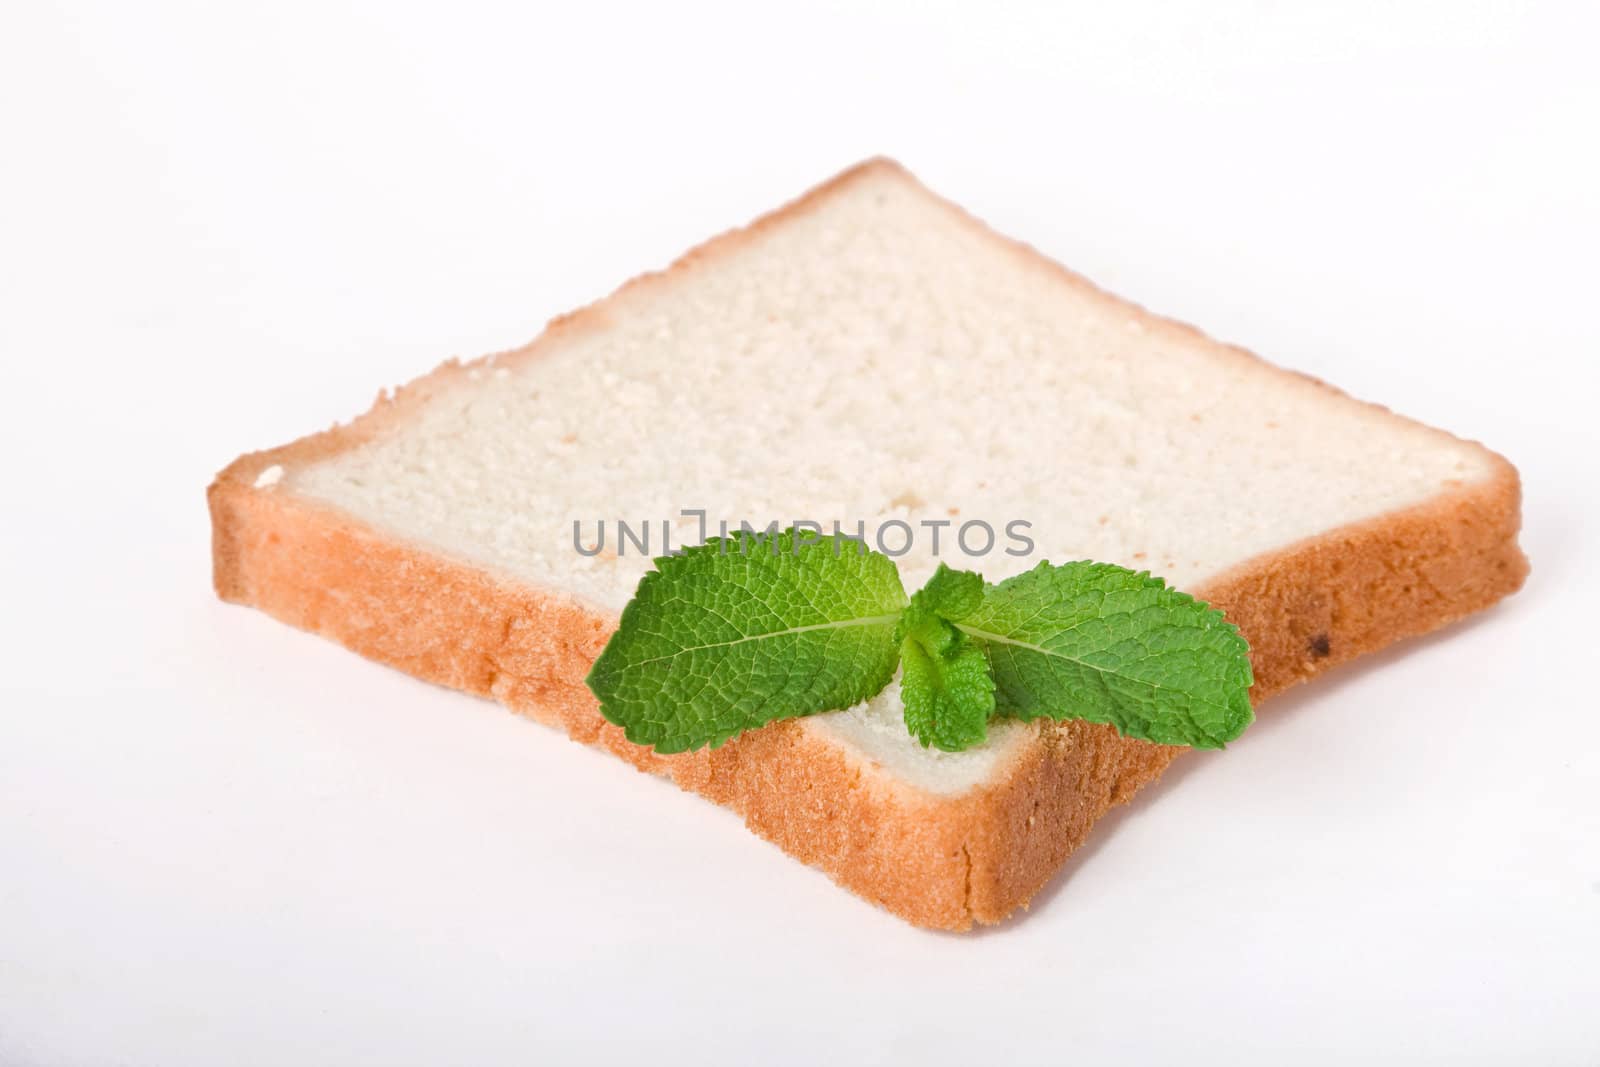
289,167,1495,794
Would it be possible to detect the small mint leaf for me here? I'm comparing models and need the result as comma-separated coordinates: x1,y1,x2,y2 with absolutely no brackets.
900,622,995,752
917,563,985,621
895,563,985,642
959,561,1254,749
586,528,907,753
894,564,997,750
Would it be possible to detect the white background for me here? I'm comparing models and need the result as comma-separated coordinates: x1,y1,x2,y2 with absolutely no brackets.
3,2,1598,1064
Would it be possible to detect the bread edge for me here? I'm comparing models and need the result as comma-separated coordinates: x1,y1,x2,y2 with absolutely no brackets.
208,158,1529,930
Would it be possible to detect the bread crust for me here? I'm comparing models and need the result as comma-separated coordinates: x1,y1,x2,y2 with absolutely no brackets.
209,159,1528,930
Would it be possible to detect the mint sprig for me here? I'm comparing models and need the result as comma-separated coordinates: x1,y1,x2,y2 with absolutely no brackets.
586,528,1253,754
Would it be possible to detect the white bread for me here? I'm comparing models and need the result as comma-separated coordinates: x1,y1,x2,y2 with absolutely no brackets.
210,159,1527,928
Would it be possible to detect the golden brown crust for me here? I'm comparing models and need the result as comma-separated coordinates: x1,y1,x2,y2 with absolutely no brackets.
208,159,1528,930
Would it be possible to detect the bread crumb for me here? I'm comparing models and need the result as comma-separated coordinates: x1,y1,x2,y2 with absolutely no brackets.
254,465,284,489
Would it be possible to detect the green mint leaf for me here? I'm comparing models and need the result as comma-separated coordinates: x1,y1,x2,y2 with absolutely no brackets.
957,561,1254,749
586,527,907,753
900,621,995,752
896,565,994,751
895,563,984,642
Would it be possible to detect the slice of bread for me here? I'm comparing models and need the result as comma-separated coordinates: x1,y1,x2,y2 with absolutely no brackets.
209,159,1527,930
